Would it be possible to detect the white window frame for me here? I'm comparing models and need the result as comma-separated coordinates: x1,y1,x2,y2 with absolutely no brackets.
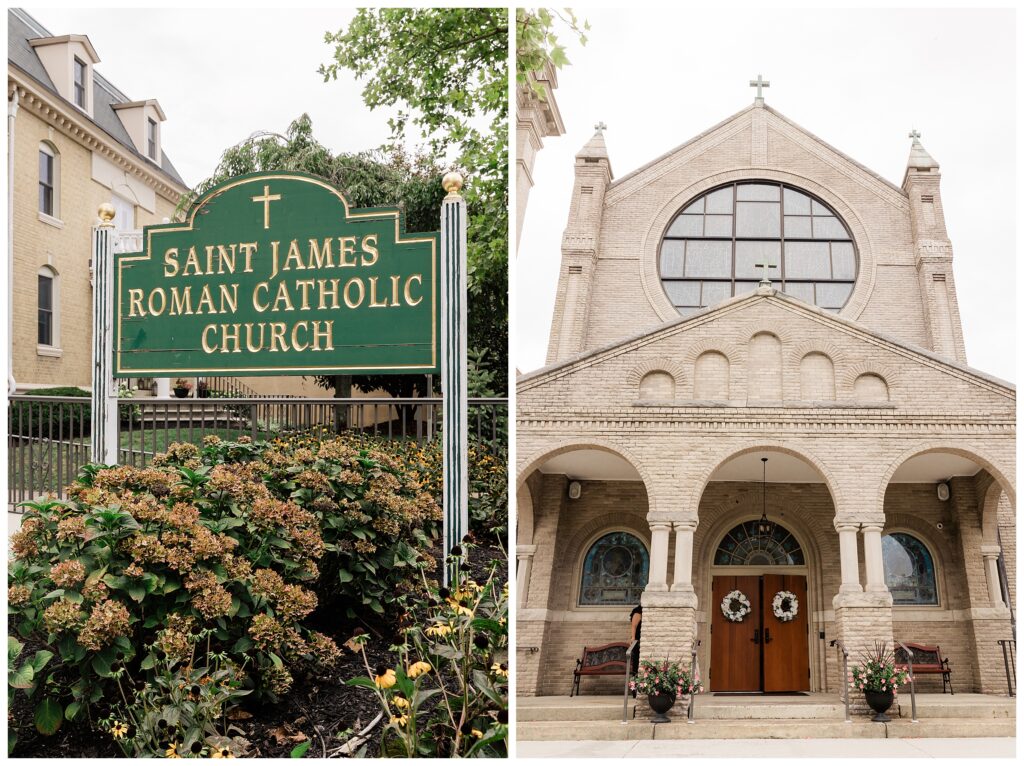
73,56,87,109
37,265,61,356
38,142,61,226
146,117,158,160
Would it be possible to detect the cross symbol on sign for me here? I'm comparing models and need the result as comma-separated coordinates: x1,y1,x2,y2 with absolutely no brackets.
749,74,770,100
251,185,282,230
755,260,778,282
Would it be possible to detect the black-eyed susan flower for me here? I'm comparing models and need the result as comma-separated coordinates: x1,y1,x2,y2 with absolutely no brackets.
390,714,409,727
425,624,452,638
392,694,410,710
407,660,432,678
110,721,129,739
374,665,397,689
166,743,182,758
491,662,509,678
471,728,484,738
211,746,235,758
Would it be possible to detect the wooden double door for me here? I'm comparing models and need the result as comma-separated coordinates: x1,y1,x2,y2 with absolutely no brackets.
710,574,809,693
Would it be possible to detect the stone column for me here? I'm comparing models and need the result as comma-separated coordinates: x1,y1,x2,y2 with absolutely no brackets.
670,520,696,592
836,523,863,593
516,545,537,609
862,525,888,594
981,545,1005,607
647,523,671,592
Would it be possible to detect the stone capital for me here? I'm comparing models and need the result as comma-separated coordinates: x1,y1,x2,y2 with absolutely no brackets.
980,544,1002,558
642,589,699,609
861,523,885,534
833,590,893,610
672,519,698,533
516,544,537,560
648,521,672,533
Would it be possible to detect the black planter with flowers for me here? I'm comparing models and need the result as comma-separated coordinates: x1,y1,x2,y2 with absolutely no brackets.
630,659,702,724
648,692,675,723
849,641,910,723
864,688,894,722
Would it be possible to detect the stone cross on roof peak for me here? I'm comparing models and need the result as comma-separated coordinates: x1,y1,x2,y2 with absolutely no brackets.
594,121,607,132
909,129,922,142
749,74,770,103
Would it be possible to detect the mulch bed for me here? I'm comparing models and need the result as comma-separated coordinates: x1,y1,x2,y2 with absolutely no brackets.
10,537,507,759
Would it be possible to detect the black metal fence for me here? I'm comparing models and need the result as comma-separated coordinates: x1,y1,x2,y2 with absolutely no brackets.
8,395,507,506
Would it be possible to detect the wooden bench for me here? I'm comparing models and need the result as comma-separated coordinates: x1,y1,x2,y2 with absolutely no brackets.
571,641,631,697
895,642,953,694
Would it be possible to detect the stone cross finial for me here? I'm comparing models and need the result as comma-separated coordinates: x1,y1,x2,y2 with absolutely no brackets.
749,74,770,100
909,129,921,141
755,259,778,286
594,121,607,132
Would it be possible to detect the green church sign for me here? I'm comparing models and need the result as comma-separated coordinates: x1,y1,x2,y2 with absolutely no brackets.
113,172,440,377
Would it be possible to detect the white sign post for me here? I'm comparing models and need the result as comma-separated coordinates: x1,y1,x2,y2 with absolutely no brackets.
90,204,119,465
440,172,468,585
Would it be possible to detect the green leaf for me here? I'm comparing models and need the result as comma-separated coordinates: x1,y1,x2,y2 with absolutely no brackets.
92,650,115,678
8,730,16,755
34,697,63,735
8,636,24,664
127,585,146,602
344,676,378,690
64,700,82,721
337,569,354,584
30,650,54,674
140,653,157,670
9,663,34,689
290,741,311,758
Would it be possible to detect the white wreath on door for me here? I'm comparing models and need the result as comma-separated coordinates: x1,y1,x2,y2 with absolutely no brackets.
720,589,752,622
772,590,799,622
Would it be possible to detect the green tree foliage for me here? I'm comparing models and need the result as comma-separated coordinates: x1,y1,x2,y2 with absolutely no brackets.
516,8,589,98
322,8,509,393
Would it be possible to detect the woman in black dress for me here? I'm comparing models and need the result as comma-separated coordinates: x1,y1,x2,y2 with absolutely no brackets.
629,604,642,677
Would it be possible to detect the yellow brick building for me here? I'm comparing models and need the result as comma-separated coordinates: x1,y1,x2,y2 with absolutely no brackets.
7,8,188,392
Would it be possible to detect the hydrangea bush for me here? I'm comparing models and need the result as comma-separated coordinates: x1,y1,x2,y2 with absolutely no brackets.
7,429,506,749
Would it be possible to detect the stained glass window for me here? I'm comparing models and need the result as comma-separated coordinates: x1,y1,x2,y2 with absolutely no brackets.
882,533,938,605
579,532,649,606
713,520,804,566
660,182,857,316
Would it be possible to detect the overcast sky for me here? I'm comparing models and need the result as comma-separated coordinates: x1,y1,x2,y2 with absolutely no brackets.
517,7,1016,382
25,7,401,188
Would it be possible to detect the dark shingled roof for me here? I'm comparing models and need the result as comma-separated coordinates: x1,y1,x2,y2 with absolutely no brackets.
8,7,187,188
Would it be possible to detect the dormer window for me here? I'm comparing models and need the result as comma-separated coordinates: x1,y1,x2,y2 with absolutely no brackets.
73,57,87,108
147,118,158,160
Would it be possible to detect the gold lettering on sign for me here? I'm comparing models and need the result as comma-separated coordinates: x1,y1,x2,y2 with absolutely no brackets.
311,320,334,351
291,321,309,352
361,234,379,266
239,242,257,273
128,289,146,317
201,324,217,353
245,323,265,353
295,279,315,311
339,236,358,267
343,278,364,308
269,322,288,352
269,241,281,280
308,238,334,269
163,248,179,277
169,286,193,316
368,277,388,308
283,239,305,272
182,247,202,276
404,274,423,306
318,279,340,310
221,323,241,353
253,283,270,313
219,284,239,314
272,282,294,312
148,288,167,316
251,184,281,230
196,284,216,315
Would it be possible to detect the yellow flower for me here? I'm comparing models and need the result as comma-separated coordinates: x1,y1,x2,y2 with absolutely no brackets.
211,746,235,758
407,660,432,679
446,598,474,617
166,743,182,758
374,665,397,689
393,694,411,710
472,728,484,738
390,714,409,727
491,662,509,678
109,721,129,739
425,624,452,638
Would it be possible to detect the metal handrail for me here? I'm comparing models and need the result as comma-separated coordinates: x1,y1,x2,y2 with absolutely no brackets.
997,639,1016,697
894,640,919,722
687,639,701,723
621,639,638,724
830,638,852,722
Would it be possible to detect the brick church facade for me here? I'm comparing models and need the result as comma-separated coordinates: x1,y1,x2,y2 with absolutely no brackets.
516,95,1015,706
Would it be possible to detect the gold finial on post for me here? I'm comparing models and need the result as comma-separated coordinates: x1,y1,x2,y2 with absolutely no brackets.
442,171,464,198
97,202,116,227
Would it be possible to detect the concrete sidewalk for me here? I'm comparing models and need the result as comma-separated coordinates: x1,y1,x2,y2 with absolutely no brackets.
516,737,1016,758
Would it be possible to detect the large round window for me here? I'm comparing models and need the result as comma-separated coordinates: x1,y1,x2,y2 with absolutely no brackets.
659,182,857,316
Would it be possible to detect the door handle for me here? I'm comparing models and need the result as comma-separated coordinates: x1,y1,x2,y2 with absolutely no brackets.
764,627,772,644
751,628,760,644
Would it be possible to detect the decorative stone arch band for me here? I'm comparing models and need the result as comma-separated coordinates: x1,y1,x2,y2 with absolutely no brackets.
685,441,845,527
515,438,659,519
876,443,1016,514
638,167,876,324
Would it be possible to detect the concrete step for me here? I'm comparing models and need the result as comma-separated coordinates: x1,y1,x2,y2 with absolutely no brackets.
518,699,637,722
898,698,1016,720
696,701,845,720
517,717,1016,742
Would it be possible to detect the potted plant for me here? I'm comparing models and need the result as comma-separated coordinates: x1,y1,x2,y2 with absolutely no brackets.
629,659,703,723
196,379,210,399
849,642,910,722
172,378,193,399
